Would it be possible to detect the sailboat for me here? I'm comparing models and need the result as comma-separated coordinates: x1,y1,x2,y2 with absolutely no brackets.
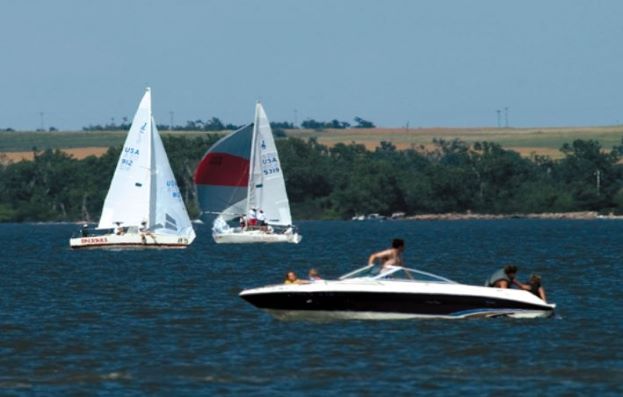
194,102,302,244
69,88,196,249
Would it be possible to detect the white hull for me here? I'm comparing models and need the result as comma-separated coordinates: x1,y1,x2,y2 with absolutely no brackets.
266,308,554,321
240,273,556,321
213,229,302,244
69,232,194,249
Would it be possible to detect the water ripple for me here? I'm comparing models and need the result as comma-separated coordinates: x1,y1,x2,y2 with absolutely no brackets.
0,221,622,395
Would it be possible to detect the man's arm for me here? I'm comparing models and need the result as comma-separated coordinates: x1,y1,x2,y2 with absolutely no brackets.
368,249,392,265
512,279,530,290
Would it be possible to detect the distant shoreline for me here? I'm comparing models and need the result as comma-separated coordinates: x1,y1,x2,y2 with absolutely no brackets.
402,211,622,221
4,211,623,225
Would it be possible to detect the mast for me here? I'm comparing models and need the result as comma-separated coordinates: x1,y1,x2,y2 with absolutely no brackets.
141,87,155,229
148,114,157,229
246,102,260,214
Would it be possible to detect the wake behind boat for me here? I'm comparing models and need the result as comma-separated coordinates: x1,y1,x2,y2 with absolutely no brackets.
240,265,556,320
69,88,196,249
194,102,301,244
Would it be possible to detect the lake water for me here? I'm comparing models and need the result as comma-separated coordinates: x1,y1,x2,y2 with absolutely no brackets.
0,220,621,395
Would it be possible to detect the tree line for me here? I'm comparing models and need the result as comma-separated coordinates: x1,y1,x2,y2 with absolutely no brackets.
1,135,623,222
80,116,376,132
300,117,375,130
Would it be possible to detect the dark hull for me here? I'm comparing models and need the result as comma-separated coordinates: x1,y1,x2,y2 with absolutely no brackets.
241,290,554,318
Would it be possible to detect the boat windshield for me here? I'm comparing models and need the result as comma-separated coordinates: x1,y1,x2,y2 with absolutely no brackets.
339,264,456,283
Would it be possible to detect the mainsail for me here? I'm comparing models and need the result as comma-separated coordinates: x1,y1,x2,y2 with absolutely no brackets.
247,103,292,226
98,89,153,230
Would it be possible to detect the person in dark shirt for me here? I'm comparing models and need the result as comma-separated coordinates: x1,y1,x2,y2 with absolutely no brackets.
513,274,548,302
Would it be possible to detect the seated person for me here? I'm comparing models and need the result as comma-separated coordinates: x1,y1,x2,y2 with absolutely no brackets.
485,265,518,288
247,208,257,229
308,268,322,281
257,209,268,231
513,274,548,302
284,271,309,285
81,224,89,237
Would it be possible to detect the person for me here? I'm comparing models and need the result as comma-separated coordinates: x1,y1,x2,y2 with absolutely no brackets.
368,238,405,271
81,224,89,237
247,208,257,229
139,220,153,243
513,274,548,302
239,216,246,228
485,265,518,288
284,271,309,285
257,209,267,231
308,268,322,281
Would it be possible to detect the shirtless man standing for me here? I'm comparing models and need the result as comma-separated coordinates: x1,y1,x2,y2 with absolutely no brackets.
368,238,405,270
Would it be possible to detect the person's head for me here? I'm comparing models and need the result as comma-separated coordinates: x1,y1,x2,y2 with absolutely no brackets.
504,265,518,279
392,238,405,252
529,274,541,285
308,268,319,278
286,271,297,282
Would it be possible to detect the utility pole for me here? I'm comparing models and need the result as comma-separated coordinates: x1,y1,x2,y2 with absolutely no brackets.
504,107,509,128
595,169,601,194
496,109,501,128
169,111,174,131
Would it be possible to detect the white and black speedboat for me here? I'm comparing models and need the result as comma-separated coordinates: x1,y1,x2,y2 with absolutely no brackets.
239,265,556,320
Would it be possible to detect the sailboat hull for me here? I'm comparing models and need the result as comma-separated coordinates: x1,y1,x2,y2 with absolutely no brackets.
69,233,194,249
213,229,302,244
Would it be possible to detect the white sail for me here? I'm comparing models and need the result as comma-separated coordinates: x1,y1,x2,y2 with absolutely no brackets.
247,103,293,226
151,120,196,241
98,89,153,229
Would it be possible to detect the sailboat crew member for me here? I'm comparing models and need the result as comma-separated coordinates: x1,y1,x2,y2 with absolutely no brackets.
257,209,267,231
247,208,257,228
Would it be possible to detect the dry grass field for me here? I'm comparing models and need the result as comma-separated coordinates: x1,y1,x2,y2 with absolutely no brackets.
0,147,110,162
289,125,623,158
1,125,622,161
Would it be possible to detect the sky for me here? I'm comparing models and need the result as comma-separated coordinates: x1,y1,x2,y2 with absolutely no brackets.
0,0,622,130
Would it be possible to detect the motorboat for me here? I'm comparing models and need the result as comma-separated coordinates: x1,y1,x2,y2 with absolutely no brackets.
239,265,556,320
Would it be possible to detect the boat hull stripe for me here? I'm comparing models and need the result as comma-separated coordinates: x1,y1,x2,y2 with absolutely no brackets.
240,291,553,316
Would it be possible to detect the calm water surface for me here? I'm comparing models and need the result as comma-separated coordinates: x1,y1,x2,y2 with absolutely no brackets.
0,220,622,395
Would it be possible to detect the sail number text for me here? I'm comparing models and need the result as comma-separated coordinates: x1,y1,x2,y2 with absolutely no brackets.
261,153,280,175
120,146,140,170
166,179,182,199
